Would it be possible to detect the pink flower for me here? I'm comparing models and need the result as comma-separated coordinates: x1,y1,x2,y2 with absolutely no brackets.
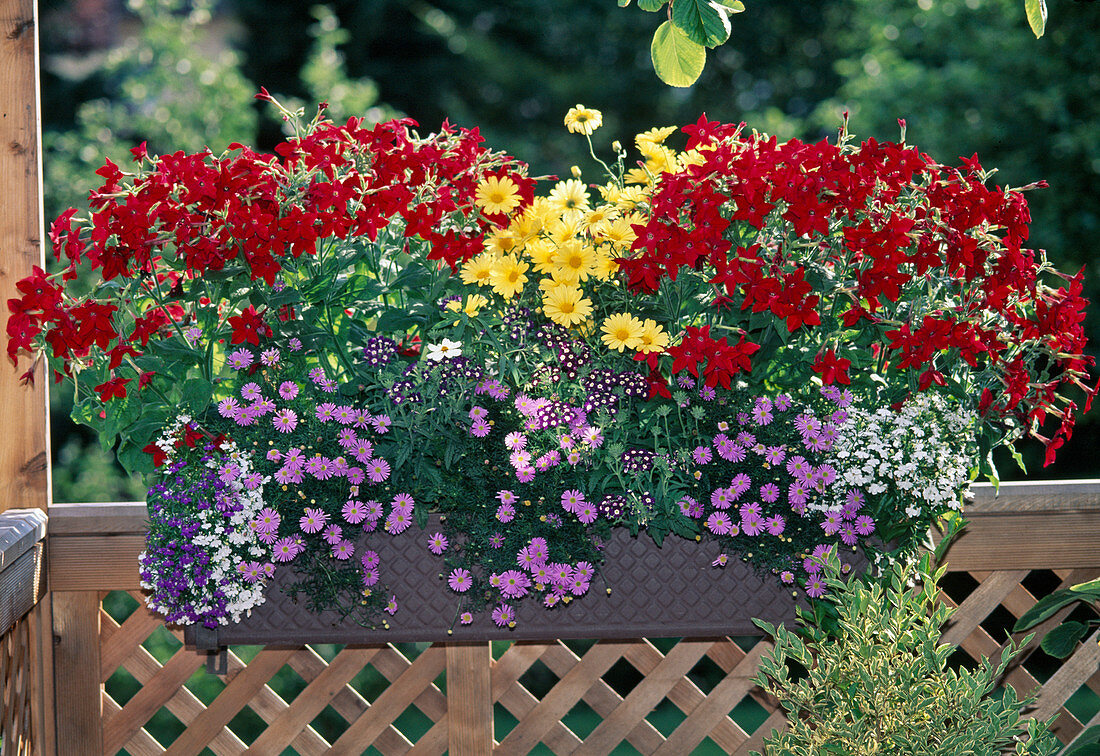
427,532,448,555
497,489,516,505
766,515,786,536
322,524,343,545
278,381,299,400
805,577,827,599
516,467,536,483
496,503,515,523
273,537,302,562
705,512,733,535
362,568,379,587
470,419,491,437
692,445,712,464
300,509,328,534
385,511,412,534
367,458,391,483
469,405,488,419
504,432,527,451
560,489,584,513
332,540,354,560
712,553,729,568
371,415,392,434
576,504,597,524
710,487,732,510
741,512,765,536
253,508,280,533
391,492,415,513
448,568,472,592
361,549,380,569
334,406,356,425
342,500,366,524
272,409,298,433
500,570,531,599
315,403,337,422
491,603,515,628
460,612,473,625
384,596,398,615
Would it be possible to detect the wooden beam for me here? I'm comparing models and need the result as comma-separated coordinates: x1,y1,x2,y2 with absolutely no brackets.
52,591,103,754
0,0,49,514
446,642,492,755
49,534,145,591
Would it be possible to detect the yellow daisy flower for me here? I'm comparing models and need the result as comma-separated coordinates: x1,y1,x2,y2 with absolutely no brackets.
551,239,598,283
484,228,519,256
601,313,646,352
460,252,497,287
509,212,543,244
525,196,558,225
635,126,678,150
592,248,620,281
598,181,622,204
541,265,581,290
546,216,582,246
601,215,639,249
642,144,678,175
548,179,591,223
542,285,593,328
616,186,650,211
489,255,529,300
475,175,523,216
524,238,558,274
445,293,490,317
563,105,603,136
583,204,615,233
624,167,652,186
636,319,670,354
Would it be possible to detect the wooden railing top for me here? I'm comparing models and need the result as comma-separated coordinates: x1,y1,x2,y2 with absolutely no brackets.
44,478,1100,535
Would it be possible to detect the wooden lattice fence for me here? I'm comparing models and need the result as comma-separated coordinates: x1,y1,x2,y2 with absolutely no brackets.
76,568,1100,755
34,486,1100,755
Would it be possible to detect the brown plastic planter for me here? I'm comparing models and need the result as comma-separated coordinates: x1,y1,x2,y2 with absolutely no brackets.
184,518,801,649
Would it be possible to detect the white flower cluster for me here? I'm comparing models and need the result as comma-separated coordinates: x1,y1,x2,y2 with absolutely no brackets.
140,420,272,626
829,392,978,518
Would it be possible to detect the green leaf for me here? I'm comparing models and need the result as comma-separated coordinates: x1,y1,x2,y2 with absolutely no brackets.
1026,0,1047,38
179,377,214,413
1069,577,1100,594
671,0,731,48
376,308,417,334
1041,621,1089,658
638,0,665,10
618,0,632,6
1014,587,1088,632
117,439,155,476
712,0,745,10
651,20,706,88
1062,725,1100,755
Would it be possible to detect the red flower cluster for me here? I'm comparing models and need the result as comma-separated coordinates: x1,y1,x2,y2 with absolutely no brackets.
7,116,530,394
620,115,1095,461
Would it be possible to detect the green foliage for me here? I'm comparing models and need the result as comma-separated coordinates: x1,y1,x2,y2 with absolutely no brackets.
628,0,743,86
752,556,1061,755
1026,0,1047,37
1014,576,1100,658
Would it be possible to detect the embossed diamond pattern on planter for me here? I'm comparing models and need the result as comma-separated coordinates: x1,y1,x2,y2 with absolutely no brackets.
186,524,801,647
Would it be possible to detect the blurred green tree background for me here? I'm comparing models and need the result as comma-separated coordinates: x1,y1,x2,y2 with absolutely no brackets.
39,0,1100,501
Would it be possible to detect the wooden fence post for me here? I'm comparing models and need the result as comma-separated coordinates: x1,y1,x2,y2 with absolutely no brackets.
446,642,493,754
0,0,56,753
